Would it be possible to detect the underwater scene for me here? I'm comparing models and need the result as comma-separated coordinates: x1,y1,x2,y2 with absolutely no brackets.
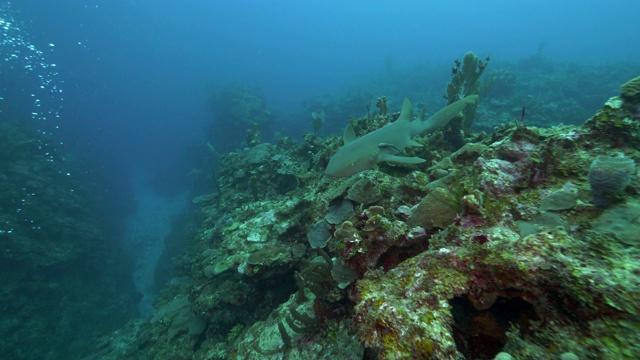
1,1,640,359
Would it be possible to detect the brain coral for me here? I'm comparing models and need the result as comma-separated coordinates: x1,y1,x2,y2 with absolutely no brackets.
620,75,640,100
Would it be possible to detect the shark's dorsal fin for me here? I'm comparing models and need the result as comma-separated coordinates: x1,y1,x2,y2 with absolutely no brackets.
397,98,413,123
343,124,357,145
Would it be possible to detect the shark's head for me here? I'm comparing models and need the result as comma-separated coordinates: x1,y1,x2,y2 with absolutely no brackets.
325,145,377,177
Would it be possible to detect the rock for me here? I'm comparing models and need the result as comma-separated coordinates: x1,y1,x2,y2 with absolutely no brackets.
347,177,382,205
407,187,461,231
540,188,578,211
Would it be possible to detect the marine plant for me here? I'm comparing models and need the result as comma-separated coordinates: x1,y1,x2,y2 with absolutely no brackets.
311,109,326,134
443,51,494,148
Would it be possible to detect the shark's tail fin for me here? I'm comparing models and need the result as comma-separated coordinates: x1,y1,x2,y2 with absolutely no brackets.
421,95,479,133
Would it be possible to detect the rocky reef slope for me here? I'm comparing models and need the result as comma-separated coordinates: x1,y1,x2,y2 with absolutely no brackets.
97,76,640,360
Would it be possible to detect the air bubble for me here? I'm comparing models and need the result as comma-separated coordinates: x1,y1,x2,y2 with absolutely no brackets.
1,2,64,126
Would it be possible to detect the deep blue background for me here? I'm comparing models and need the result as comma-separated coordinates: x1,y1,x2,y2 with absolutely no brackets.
10,0,640,181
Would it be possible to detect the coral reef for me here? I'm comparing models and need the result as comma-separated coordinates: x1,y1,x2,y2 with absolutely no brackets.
207,83,275,151
95,72,640,359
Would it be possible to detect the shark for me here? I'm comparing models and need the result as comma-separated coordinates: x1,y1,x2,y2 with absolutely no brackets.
325,95,478,177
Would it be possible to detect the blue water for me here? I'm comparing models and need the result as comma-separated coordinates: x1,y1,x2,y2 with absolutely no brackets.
1,0,639,358
124,171,188,317
7,1,639,175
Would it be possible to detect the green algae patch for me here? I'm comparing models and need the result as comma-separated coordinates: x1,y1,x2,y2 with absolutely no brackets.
354,250,470,359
